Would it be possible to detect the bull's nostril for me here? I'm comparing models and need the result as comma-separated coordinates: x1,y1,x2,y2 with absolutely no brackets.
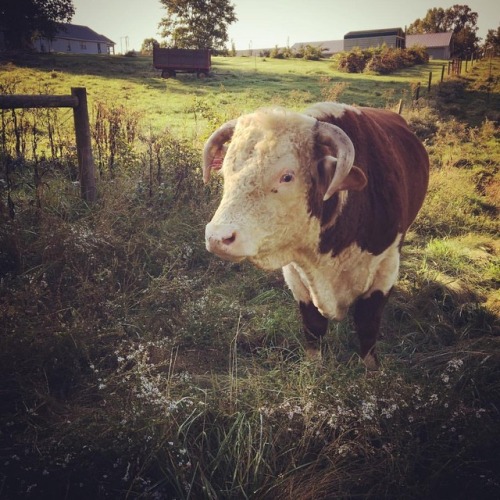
222,233,236,245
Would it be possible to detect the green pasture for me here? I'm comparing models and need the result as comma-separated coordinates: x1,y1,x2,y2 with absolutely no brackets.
1,53,453,135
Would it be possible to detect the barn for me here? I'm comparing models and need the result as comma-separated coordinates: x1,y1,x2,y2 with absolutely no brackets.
344,28,405,51
33,23,115,55
406,32,454,60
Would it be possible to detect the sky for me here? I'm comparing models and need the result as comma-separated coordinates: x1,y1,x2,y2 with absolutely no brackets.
71,0,499,53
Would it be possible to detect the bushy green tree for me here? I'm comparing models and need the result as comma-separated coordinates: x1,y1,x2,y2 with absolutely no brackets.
407,7,449,33
407,4,480,58
484,26,500,56
158,0,237,51
0,0,74,49
141,38,159,55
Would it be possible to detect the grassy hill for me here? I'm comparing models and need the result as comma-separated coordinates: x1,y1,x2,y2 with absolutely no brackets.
0,53,499,499
2,52,479,134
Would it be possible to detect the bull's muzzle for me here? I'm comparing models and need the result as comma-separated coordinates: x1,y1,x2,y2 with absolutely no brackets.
205,222,246,262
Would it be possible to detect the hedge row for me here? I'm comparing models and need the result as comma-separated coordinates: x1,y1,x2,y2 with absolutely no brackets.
335,45,429,74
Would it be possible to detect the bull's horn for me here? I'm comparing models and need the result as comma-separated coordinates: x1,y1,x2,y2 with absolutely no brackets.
315,121,356,201
202,119,237,183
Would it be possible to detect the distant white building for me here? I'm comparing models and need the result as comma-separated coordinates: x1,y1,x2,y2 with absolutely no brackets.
291,40,344,57
34,23,115,55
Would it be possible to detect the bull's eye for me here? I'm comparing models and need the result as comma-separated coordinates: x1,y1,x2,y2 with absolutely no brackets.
280,172,294,183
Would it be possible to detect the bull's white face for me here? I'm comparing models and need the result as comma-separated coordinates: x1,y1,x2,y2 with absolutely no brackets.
205,110,320,270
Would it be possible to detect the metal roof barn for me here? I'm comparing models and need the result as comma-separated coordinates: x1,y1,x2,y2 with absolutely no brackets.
406,32,454,60
344,28,405,51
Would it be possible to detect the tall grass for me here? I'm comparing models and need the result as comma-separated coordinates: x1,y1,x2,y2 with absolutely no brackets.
0,55,499,498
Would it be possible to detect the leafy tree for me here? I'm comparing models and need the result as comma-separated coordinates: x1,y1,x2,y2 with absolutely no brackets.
158,0,237,51
407,7,450,34
0,0,74,50
484,26,500,56
141,38,159,55
407,4,480,57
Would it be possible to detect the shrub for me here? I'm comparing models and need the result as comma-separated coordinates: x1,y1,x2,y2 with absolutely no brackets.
270,46,285,59
337,46,429,74
407,45,430,65
294,44,325,61
336,48,371,73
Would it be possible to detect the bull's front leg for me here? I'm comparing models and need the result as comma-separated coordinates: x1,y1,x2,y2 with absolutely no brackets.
283,264,327,360
299,301,328,359
353,290,390,370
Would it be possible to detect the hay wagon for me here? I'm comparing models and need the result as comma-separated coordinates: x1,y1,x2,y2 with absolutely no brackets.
153,47,211,78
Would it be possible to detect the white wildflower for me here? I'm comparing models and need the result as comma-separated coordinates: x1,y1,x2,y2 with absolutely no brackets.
361,400,376,421
447,359,464,372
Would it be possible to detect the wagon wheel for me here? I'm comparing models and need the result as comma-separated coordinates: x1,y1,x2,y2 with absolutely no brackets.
161,69,176,79
197,70,209,79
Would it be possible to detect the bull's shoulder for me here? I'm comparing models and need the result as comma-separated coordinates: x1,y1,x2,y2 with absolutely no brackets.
305,102,412,137
304,103,429,258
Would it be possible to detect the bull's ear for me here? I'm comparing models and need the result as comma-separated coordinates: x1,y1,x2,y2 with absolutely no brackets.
322,156,367,197
202,120,237,183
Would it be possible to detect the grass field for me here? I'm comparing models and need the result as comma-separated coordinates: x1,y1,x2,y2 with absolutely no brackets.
0,53,499,499
1,53,461,135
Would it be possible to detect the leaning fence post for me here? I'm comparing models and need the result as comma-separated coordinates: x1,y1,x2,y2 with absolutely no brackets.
71,87,97,203
397,99,403,115
441,65,445,83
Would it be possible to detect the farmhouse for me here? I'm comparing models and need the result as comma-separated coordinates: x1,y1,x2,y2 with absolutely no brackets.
406,32,454,60
33,23,115,55
344,28,405,51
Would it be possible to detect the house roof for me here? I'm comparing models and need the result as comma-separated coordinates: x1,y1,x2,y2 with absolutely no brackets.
406,32,453,48
344,28,404,39
292,40,344,54
53,23,115,45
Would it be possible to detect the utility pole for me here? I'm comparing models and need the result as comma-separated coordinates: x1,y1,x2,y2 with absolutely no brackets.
120,36,130,54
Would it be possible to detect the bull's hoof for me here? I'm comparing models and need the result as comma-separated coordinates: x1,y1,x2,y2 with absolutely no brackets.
362,351,379,372
305,345,322,364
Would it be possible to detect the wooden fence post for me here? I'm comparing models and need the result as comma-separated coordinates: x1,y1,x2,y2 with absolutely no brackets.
441,65,445,83
71,87,97,203
428,72,432,92
397,99,403,115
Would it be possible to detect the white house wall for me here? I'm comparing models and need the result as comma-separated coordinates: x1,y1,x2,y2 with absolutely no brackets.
34,37,111,54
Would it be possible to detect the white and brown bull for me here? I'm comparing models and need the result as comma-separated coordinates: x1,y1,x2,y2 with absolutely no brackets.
203,102,429,369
